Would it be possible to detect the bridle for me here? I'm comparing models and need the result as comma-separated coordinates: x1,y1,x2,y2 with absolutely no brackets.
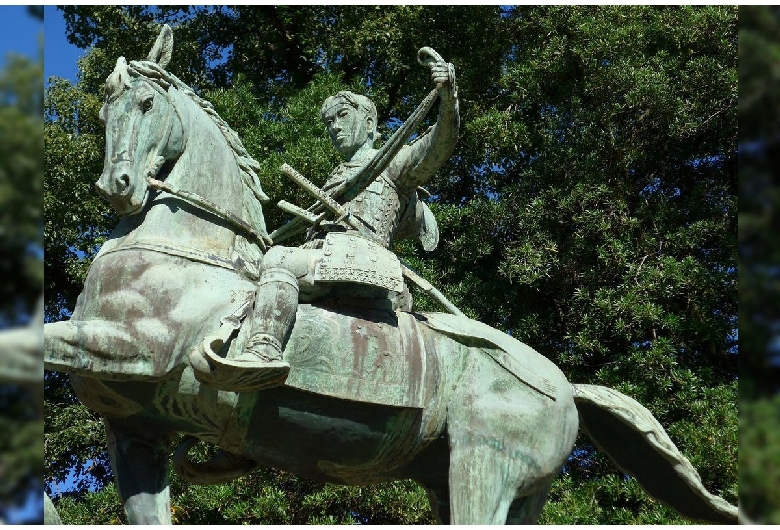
133,79,270,252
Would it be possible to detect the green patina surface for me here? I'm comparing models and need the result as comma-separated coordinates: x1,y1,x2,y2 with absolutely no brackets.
42,25,738,525
284,306,426,409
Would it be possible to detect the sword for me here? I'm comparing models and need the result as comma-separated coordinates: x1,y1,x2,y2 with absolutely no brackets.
277,163,464,317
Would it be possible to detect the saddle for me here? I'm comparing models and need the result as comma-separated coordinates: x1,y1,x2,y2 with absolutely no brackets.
191,303,427,409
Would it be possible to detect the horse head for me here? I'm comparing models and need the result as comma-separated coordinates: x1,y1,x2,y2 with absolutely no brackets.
93,24,271,255
96,25,185,215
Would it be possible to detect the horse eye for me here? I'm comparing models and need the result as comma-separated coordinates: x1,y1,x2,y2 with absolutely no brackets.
141,97,153,113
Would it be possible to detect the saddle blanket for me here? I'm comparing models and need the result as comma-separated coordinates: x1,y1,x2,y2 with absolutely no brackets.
283,305,427,409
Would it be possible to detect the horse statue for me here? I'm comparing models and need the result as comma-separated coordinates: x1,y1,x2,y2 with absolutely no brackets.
44,26,737,525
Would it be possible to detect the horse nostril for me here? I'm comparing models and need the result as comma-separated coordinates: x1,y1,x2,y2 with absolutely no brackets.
117,173,130,191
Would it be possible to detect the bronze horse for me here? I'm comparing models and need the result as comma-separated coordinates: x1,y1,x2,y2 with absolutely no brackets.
44,27,737,524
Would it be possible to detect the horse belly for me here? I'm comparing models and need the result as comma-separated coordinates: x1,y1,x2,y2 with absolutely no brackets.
241,387,426,485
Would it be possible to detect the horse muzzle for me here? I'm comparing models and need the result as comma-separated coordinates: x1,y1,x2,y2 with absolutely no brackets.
96,164,147,215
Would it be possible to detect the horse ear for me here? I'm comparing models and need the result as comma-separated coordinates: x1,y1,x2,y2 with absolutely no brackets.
147,24,173,69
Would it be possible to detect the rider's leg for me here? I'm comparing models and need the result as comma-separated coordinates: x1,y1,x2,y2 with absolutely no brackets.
237,266,299,365
235,246,321,365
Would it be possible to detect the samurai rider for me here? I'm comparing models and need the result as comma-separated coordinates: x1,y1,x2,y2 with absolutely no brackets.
229,57,459,390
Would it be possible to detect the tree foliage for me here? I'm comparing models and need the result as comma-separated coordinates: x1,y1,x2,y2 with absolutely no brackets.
0,34,43,322
45,6,736,524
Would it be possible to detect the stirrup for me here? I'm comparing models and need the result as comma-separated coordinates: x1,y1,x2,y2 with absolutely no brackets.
190,333,290,392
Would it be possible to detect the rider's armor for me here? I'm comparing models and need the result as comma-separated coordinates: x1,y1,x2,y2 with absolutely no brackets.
299,155,423,303
305,160,407,250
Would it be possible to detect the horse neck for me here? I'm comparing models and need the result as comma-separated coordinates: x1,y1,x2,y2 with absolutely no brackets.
171,100,244,212
130,92,245,257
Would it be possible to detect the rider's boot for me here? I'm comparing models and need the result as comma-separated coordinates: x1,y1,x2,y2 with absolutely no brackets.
229,267,299,390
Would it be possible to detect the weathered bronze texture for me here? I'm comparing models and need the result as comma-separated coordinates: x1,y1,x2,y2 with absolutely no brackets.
44,25,737,525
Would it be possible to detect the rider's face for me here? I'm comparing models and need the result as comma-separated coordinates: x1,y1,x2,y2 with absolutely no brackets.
322,102,372,159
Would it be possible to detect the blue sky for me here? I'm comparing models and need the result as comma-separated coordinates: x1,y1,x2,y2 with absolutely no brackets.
43,5,83,83
0,6,41,66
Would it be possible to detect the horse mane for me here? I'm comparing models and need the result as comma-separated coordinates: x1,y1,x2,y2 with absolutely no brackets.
105,58,272,249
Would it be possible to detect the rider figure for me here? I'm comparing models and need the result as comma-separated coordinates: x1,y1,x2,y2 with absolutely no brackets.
230,58,459,390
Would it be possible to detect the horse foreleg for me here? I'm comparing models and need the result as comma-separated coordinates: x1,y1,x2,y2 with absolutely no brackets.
105,420,173,524
44,320,172,380
505,484,553,524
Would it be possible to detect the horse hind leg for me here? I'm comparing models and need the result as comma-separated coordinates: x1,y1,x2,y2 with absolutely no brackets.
449,442,556,525
447,440,523,524
444,352,577,524
418,482,450,525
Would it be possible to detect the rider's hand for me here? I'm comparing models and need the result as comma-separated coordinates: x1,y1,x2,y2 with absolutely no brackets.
430,61,456,100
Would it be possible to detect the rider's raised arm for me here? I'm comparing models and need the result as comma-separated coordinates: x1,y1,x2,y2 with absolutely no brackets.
393,61,460,192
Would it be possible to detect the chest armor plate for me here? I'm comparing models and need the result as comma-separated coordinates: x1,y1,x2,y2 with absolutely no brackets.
326,165,403,247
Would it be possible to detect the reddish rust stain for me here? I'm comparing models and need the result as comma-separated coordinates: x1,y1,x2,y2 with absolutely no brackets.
401,313,425,402
350,318,367,377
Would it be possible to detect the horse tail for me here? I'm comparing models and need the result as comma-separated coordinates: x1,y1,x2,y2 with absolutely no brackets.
572,384,737,524
172,436,261,485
